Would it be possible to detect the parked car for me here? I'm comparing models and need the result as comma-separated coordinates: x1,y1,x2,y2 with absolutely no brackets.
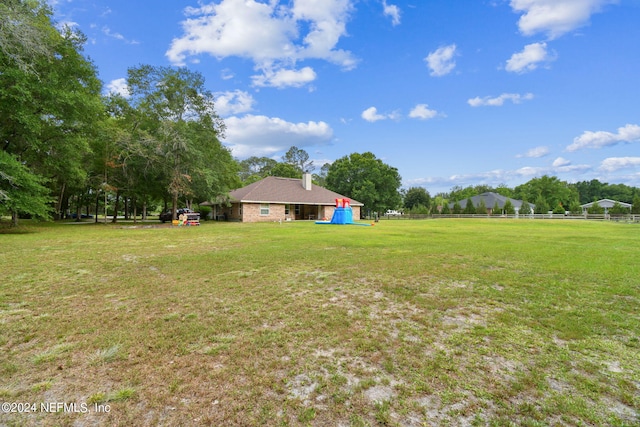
384,210,403,216
159,208,193,222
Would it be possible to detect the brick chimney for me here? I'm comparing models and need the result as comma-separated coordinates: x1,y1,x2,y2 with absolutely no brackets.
302,173,312,190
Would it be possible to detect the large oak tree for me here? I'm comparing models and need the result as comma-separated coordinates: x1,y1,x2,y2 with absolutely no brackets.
125,65,238,219
326,152,402,215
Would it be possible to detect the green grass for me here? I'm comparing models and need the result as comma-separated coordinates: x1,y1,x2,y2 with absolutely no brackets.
1,219,639,426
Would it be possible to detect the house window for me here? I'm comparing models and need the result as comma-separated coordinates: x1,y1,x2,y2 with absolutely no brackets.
260,203,270,216
285,204,290,215
295,205,301,215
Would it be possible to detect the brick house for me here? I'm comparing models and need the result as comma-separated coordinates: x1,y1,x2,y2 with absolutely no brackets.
208,174,363,223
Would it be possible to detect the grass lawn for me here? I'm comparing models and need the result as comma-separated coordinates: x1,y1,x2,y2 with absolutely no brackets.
1,219,638,426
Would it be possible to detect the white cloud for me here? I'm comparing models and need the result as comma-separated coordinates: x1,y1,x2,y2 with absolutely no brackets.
552,157,570,167
515,166,545,177
223,114,333,158
361,107,387,122
425,44,457,77
251,66,317,88
548,157,591,174
409,104,438,120
420,167,548,190
382,1,401,26
102,26,139,44
214,90,255,116
505,42,554,73
516,146,549,158
556,164,591,174
220,69,234,80
166,0,356,88
168,1,294,64
408,161,592,192
468,92,534,107
599,157,640,172
105,78,130,98
510,0,616,39
567,124,640,152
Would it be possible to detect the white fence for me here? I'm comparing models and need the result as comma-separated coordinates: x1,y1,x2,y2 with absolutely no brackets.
378,213,640,222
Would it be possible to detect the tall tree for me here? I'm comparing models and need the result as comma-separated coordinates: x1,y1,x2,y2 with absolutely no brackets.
1,0,104,221
125,65,235,219
0,0,53,73
238,156,277,184
448,185,481,202
632,195,640,214
515,175,578,211
463,198,476,214
403,186,431,211
432,195,447,213
534,195,549,214
99,92,180,221
269,162,301,178
0,150,51,225
325,152,402,214
447,184,498,202
476,199,487,215
495,184,514,198
283,146,314,174
602,183,634,204
313,162,331,187
573,179,604,204
503,199,515,215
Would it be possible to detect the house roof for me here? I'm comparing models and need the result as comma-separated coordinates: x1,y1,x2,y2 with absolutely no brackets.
226,176,364,206
580,199,632,209
449,192,535,209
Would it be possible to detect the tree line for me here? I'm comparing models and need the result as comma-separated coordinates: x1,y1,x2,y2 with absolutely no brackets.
401,177,640,215
1,1,240,226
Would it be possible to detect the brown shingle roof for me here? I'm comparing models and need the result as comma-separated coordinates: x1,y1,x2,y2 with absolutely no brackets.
229,176,364,206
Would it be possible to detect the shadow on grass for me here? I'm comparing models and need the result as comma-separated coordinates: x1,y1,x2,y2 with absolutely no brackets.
0,223,38,234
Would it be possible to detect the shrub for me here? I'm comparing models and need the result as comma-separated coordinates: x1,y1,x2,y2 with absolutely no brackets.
534,196,549,214
632,195,640,214
609,202,629,215
492,201,500,215
569,201,582,215
587,203,605,214
463,198,476,214
409,204,430,214
476,199,487,215
504,199,515,215
198,205,212,220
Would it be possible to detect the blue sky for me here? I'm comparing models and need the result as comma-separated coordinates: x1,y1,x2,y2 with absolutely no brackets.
48,0,640,194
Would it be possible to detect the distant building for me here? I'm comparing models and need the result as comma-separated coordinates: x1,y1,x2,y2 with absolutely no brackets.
448,192,534,215
580,199,632,214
